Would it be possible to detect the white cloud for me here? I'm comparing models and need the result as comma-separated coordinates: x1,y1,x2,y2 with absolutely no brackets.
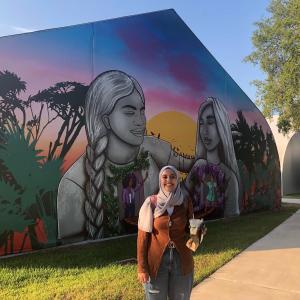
11,26,35,33
0,24,35,37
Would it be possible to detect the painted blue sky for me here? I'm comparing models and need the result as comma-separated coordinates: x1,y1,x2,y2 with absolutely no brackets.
0,3,273,172
0,0,270,102
0,9,270,134
0,4,274,172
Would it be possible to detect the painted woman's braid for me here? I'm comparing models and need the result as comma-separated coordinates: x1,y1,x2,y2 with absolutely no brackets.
84,134,108,239
83,70,145,239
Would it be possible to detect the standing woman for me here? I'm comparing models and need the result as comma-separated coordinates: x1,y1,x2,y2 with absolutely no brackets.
137,165,196,300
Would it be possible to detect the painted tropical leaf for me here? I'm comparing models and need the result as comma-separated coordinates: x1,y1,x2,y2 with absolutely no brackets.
32,159,62,242
0,123,62,249
35,158,62,193
0,178,20,203
0,124,44,189
0,179,33,234
40,215,57,244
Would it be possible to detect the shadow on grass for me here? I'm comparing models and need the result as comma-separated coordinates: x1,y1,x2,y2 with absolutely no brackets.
0,206,297,272
283,193,300,199
0,236,138,269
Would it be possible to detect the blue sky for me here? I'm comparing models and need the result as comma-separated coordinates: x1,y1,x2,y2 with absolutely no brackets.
0,0,270,102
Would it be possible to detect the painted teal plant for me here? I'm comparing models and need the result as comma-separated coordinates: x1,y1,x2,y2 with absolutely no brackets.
0,123,62,254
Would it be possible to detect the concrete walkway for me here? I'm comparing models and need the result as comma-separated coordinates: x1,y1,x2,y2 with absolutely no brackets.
191,209,300,300
282,198,300,205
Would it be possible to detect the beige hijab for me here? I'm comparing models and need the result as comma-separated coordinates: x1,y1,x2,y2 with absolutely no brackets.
138,165,184,233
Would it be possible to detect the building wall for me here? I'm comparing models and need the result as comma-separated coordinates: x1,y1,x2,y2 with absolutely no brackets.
267,116,300,196
282,132,300,196
0,9,281,256
266,115,295,172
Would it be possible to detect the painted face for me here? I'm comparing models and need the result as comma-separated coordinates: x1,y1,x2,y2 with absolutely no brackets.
160,168,177,193
107,89,146,146
199,105,220,152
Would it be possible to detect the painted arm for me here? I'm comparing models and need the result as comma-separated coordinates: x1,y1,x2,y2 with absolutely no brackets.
182,167,193,196
224,173,240,217
181,158,206,197
143,136,194,172
56,155,87,239
57,176,86,239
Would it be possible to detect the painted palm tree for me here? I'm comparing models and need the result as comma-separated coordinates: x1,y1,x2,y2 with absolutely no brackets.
232,111,280,212
251,123,266,164
231,110,254,172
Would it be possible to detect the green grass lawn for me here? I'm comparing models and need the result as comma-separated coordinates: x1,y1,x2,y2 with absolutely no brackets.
0,205,298,300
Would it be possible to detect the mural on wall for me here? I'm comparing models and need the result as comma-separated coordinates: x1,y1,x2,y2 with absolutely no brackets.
0,9,281,255
57,70,193,240
183,97,240,220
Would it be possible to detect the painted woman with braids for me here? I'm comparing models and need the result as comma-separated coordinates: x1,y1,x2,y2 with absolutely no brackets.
57,70,194,241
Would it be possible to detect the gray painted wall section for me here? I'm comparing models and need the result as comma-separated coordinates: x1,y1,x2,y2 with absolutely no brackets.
283,131,300,195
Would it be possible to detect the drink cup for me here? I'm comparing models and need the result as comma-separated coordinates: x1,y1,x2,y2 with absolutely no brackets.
189,218,203,235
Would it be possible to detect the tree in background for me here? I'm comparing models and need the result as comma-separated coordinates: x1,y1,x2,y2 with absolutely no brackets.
245,0,300,134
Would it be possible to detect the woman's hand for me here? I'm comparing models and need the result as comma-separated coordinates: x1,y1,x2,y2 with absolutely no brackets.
138,272,150,284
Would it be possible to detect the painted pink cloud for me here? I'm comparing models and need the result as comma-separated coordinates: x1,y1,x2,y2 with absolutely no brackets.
117,25,166,66
0,51,92,99
167,54,206,93
116,27,207,96
144,88,201,121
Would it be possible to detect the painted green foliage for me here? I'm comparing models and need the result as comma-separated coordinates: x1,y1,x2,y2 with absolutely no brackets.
0,124,62,254
103,151,150,236
0,70,91,255
232,111,281,212
0,66,281,253
0,70,87,254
